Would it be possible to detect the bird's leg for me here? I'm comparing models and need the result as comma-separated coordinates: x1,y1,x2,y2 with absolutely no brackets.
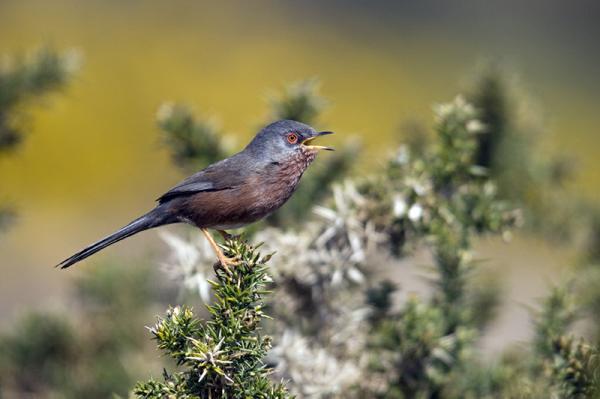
201,228,239,271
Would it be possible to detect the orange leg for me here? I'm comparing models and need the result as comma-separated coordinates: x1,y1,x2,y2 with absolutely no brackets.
201,228,239,271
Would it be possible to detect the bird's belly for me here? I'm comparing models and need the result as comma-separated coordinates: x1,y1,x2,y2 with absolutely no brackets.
210,222,248,230
174,176,299,230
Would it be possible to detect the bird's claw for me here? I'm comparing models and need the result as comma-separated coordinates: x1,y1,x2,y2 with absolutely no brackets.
215,254,241,275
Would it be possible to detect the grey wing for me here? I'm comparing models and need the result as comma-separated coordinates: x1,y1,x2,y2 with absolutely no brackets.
157,155,249,203
157,178,217,203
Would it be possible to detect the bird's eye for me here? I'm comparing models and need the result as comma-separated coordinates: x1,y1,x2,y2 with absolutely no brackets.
286,132,299,144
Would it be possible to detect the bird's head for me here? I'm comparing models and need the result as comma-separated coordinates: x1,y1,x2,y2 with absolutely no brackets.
246,120,334,163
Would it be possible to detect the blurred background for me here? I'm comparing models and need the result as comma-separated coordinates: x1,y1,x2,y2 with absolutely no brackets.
1,1,599,397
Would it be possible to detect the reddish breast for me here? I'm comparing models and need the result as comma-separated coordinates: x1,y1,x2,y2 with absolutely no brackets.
173,149,317,229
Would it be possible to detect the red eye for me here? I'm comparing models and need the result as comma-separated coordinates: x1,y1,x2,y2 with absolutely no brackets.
287,132,299,144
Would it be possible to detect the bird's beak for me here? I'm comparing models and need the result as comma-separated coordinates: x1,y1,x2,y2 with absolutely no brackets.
302,131,334,151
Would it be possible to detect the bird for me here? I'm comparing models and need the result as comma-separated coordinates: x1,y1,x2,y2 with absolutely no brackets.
57,119,333,270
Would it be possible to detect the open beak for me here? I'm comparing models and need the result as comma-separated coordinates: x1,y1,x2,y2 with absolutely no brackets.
302,131,334,151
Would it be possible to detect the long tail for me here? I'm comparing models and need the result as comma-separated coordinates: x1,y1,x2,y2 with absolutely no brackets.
57,207,174,269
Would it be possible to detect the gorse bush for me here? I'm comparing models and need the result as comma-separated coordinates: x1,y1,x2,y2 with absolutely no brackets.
353,97,517,397
465,65,575,238
134,239,290,399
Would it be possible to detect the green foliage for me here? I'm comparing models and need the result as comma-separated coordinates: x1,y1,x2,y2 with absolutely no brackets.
366,280,397,323
548,336,599,398
0,47,77,152
364,101,516,259
0,313,76,395
355,97,515,397
268,79,326,126
466,65,577,238
0,263,169,399
463,274,502,330
134,239,291,399
368,298,475,398
0,46,77,231
441,352,543,399
350,92,599,399
437,279,598,398
532,283,579,362
527,281,600,398
157,103,228,172
467,65,509,170
468,68,600,352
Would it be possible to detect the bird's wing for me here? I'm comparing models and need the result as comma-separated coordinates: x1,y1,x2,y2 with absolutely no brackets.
157,155,250,203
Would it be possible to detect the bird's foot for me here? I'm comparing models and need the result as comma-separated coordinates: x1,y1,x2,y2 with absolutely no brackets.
214,253,241,275
201,228,242,275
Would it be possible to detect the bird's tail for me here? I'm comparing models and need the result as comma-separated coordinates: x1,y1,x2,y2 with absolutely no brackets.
57,207,174,269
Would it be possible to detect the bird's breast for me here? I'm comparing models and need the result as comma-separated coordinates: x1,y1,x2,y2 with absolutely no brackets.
245,151,315,216
175,151,316,229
